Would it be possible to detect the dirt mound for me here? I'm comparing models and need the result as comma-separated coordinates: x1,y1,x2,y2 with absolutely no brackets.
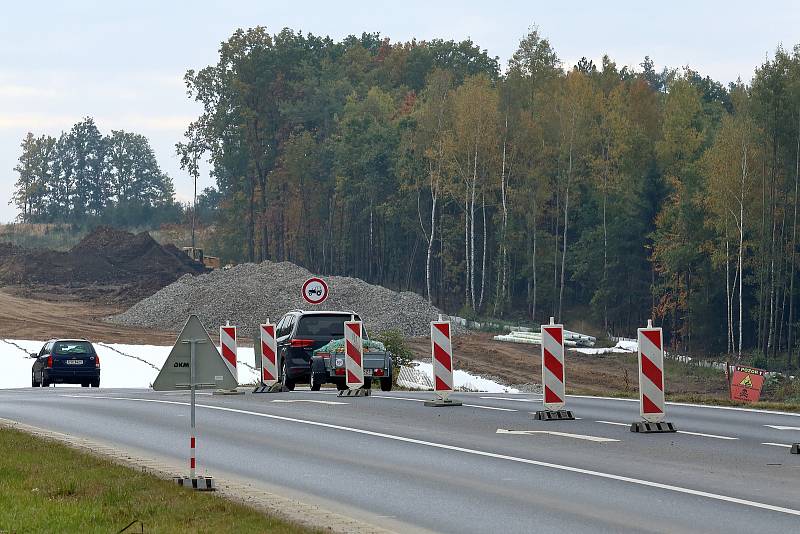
0,227,206,301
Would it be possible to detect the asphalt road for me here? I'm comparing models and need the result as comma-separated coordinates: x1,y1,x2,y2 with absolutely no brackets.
2,387,800,533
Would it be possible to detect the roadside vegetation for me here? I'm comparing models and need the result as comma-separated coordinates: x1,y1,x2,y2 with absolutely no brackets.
0,427,309,534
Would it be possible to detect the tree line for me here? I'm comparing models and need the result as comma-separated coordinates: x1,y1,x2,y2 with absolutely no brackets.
12,117,179,226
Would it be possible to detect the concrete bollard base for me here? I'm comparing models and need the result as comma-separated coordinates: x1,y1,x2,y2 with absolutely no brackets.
630,421,677,433
174,476,215,491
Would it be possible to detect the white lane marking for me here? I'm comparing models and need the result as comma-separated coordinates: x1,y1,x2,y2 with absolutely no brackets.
762,442,793,448
59,394,800,517
765,425,800,431
596,420,629,427
676,430,738,441
569,394,800,418
271,400,347,405
596,420,737,440
496,429,619,443
481,396,538,403
369,395,518,412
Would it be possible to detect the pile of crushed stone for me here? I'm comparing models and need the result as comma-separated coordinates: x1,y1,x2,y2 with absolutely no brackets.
110,260,461,338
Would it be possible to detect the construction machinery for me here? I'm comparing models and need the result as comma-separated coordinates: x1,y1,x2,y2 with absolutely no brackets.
182,247,221,270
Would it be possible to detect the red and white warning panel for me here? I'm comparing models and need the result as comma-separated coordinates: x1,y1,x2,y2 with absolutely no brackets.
425,318,461,407
260,322,278,386
631,320,676,433
219,324,238,383
344,321,365,390
534,317,573,420
542,319,565,410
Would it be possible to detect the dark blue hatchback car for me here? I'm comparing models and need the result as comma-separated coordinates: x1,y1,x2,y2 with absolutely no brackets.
31,339,100,387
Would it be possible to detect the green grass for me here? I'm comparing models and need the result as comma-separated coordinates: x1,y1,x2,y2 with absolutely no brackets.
0,427,309,534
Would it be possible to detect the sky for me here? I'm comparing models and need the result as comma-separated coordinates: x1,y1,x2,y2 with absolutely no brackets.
1,0,799,223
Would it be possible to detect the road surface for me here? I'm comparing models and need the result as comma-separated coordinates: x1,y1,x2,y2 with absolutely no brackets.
1,388,799,533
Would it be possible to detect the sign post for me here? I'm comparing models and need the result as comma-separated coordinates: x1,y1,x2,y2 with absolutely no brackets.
425,315,461,407
630,320,676,433
534,317,574,420
153,315,237,490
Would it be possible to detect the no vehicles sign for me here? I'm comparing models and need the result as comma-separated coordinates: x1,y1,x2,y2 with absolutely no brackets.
302,277,329,305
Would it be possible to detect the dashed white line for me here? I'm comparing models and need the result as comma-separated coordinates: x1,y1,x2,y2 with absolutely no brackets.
765,425,800,431
496,429,619,443
596,420,737,440
596,420,629,427
57,394,800,517
762,442,793,448
480,396,538,403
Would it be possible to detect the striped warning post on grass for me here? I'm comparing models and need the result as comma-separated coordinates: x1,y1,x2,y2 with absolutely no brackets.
637,323,666,423
542,320,565,411
219,325,238,383
260,323,278,386
344,321,364,390
431,320,454,397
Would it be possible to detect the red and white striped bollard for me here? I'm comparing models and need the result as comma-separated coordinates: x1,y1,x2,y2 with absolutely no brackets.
425,315,462,407
535,317,574,420
631,320,676,432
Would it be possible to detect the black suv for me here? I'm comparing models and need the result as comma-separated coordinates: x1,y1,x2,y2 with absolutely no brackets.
276,310,392,391
31,339,101,387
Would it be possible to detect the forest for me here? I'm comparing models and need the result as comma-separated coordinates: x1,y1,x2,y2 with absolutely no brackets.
11,118,179,226
11,26,800,366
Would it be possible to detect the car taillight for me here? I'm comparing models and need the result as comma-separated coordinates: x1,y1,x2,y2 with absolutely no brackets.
290,339,314,348
47,355,53,368
374,368,384,377
95,355,100,368
335,368,345,376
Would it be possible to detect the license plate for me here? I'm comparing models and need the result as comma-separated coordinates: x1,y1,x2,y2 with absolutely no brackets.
65,360,83,365
364,369,373,376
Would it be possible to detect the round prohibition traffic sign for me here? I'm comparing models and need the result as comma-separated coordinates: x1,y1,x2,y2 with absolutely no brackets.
302,277,329,305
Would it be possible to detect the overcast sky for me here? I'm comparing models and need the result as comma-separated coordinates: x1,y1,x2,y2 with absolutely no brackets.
1,0,798,222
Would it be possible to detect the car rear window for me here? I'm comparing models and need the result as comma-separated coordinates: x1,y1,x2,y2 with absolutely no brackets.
53,341,95,355
296,314,361,337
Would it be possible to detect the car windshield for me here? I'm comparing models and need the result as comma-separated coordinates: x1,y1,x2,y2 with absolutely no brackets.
296,314,364,338
53,341,94,355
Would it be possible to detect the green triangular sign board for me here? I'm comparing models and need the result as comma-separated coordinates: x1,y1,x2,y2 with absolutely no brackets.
152,315,238,391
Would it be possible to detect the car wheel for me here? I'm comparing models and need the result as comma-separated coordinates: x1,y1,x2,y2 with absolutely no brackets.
281,361,295,391
362,377,373,390
380,377,393,391
41,374,50,387
32,372,38,388
336,380,348,391
310,372,324,391
81,382,89,388
91,379,100,388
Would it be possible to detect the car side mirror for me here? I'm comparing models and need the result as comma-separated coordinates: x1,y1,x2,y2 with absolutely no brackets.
30,353,38,359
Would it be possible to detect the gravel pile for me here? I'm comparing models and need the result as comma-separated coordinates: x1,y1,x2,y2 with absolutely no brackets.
109,261,460,338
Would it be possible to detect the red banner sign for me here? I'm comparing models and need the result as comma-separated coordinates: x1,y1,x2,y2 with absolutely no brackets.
729,365,766,403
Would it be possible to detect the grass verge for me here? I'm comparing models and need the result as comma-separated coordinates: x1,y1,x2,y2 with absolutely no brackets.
0,427,309,534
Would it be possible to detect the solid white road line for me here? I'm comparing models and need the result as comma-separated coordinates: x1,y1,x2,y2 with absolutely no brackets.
596,420,737,440
496,429,619,443
765,425,800,431
762,442,793,448
59,394,800,517
568,394,800,417
271,400,347,405
480,396,538,402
